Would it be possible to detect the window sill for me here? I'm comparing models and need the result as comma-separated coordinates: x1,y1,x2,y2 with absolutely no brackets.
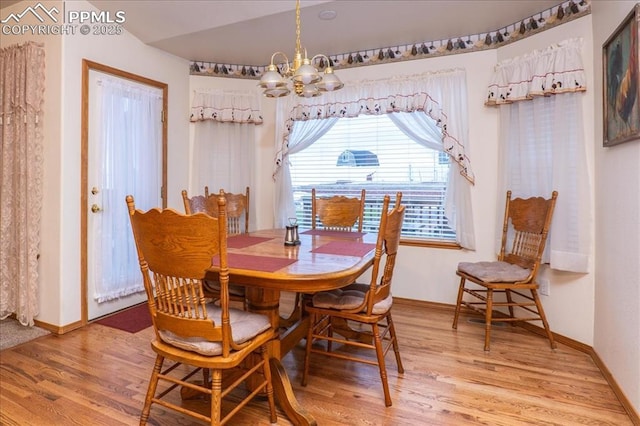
400,239,461,249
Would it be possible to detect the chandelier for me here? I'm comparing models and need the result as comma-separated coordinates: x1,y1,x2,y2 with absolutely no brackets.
259,0,344,98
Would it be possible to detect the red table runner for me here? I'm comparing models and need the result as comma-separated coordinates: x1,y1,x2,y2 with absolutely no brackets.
212,253,297,272
301,229,367,239
227,235,273,249
311,241,376,257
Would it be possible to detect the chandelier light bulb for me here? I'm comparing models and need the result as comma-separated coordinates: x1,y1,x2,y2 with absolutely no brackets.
317,67,344,92
261,73,284,90
301,84,320,98
264,87,291,98
293,60,321,85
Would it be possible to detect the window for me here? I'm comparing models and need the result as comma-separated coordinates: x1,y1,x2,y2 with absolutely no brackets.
500,93,589,272
289,114,455,242
488,38,590,271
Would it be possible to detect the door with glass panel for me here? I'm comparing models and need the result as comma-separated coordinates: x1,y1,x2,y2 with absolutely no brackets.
83,61,166,321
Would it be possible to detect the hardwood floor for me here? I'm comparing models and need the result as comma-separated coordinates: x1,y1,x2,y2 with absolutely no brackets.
0,298,634,425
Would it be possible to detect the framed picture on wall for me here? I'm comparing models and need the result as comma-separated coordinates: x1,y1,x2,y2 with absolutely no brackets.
603,3,640,147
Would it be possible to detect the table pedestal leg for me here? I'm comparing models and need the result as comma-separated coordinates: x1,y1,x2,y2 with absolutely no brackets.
246,287,316,426
270,358,317,426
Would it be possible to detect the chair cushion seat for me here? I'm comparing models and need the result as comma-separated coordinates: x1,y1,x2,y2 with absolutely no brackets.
457,261,531,282
204,280,246,297
158,303,270,356
311,283,392,315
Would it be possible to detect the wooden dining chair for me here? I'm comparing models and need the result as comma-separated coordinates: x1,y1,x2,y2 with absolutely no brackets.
281,188,368,327
126,193,276,425
181,187,250,309
204,186,250,235
302,193,405,407
311,188,366,232
182,190,208,215
452,190,558,351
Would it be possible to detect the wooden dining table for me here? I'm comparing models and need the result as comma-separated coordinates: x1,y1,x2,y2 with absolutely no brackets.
207,228,378,426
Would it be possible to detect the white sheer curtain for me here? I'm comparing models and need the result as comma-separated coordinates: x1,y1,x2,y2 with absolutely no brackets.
189,89,262,196
91,75,163,302
0,42,45,325
274,116,338,227
273,69,475,249
191,122,256,194
489,38,590,273
389,110,475,249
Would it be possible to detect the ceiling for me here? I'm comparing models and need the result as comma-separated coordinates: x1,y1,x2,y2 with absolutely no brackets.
84,0,564,67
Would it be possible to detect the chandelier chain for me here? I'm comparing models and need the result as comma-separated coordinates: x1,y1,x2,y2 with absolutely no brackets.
295,0,302,55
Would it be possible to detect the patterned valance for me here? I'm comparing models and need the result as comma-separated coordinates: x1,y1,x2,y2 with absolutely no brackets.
275,69,474,184
485,38,586,106
190,89,263,124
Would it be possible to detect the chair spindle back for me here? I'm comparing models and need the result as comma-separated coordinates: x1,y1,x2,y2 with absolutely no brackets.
127,193,236,356
500,190,558,275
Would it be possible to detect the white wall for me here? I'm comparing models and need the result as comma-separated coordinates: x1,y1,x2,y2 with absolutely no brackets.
591,0,640,413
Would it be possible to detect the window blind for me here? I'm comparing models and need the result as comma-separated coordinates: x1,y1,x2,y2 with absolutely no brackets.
290,114,455,241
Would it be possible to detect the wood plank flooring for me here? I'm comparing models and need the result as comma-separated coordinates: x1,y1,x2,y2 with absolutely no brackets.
0,298,634,425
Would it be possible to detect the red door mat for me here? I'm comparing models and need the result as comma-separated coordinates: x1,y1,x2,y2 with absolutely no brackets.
95,303,152,333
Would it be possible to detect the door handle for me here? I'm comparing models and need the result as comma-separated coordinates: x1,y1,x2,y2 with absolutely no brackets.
91,204,101,213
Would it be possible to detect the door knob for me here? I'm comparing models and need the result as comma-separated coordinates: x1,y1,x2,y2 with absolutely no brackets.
91,187,99,195
91,204,101,213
